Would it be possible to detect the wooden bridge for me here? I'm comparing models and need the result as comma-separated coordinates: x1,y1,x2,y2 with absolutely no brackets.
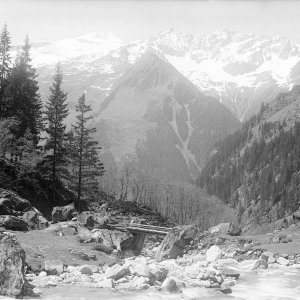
114,222,172,256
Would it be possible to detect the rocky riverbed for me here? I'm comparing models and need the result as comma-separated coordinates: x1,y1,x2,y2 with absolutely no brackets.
2,190,300,299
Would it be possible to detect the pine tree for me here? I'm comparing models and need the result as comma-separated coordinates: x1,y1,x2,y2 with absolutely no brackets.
6,36,43,143
0,23,11,117
44,63,69,201
70,93,104,210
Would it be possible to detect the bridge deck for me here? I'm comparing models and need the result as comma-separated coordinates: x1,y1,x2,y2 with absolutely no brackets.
126,223,171,235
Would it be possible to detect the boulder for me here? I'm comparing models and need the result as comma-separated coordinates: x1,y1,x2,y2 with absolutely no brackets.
22,208,48,230
0,232,26,297
105,264,130,280
221,268,240,279
293,211,300,220
96,278,115,288
91,229,132,251
78,211,109,229
0,215,28,231
125,276,150,290
208,223,241,236
92,243,114,254
44,260,64,275
161,277,180,293
206,245,222,262
148,264,168,282
155,225,199,262
52,203,76,223
277,257,290,266
77,226,94,243
0,189,32,216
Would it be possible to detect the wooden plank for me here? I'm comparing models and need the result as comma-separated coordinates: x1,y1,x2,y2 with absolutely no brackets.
127,227,169,235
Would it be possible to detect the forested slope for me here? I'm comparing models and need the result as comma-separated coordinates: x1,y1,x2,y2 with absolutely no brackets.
197,86,300,230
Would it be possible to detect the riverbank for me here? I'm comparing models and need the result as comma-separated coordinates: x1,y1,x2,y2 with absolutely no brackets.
19,220,300,299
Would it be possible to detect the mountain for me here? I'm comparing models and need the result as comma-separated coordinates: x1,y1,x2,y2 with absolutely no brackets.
197,85,300,231
35,29,300,121
93,53,240,181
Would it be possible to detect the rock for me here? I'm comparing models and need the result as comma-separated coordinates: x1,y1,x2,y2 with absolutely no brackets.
0,232,26,298
125,276,150,290
96,278,115,288
56,225,77,236
78,211,109,229
277,257,290,266
22,208,49,230
0,189,32,216
70,249,93,261
77,226,94,243
0,215,28,231
293,211,300,220
220,286,232,294
206,245,222,262
148,264,168,282
91,229,132,251
52,203,76,223
251,259,268,270
215,258,238,269
39,271,47,277
208,223,241,236
131,262,150,277
44,260,64,275
93,243,114,254
156,225,199,262
161,277,180,293
221,268,240,279
105,264,130,280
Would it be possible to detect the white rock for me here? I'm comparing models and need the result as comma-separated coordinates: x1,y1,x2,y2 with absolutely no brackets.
38,271,47,277
45,260,64,275
96,278,115,288
206,245,222,262
277,257,290,266
105,264,130,280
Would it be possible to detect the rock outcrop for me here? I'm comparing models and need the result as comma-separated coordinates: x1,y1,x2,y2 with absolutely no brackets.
0,232,26,297
155,225,199,262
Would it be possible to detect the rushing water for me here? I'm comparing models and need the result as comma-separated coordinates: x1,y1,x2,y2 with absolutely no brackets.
1,269,300,300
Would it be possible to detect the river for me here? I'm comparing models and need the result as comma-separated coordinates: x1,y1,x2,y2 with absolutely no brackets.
1,269,300,300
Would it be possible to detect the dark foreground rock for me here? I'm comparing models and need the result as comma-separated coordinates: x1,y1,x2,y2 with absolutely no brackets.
155,225,199,262
0,189,32,216
0,232,26,298
0,215,28,231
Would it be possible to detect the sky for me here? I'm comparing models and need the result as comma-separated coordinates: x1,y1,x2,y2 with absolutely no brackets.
1,0,300,45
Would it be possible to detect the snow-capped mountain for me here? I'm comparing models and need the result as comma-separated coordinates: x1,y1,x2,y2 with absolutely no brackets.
35,29,300,121
93,53,240,180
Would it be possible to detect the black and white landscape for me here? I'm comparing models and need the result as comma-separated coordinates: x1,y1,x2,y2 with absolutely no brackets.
1,1,300,299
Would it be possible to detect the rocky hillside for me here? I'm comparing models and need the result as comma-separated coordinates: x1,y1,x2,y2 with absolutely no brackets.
34,29,300,121
94,53,240,181
197,85,300,230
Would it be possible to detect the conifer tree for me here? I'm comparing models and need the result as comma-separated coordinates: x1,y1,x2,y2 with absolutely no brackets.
44,63,69,201
0,23,11,117
6,36,43,143
70,93,104,210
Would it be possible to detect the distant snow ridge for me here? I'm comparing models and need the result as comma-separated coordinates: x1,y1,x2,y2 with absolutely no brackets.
30,32,123,66
34,28,300,120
